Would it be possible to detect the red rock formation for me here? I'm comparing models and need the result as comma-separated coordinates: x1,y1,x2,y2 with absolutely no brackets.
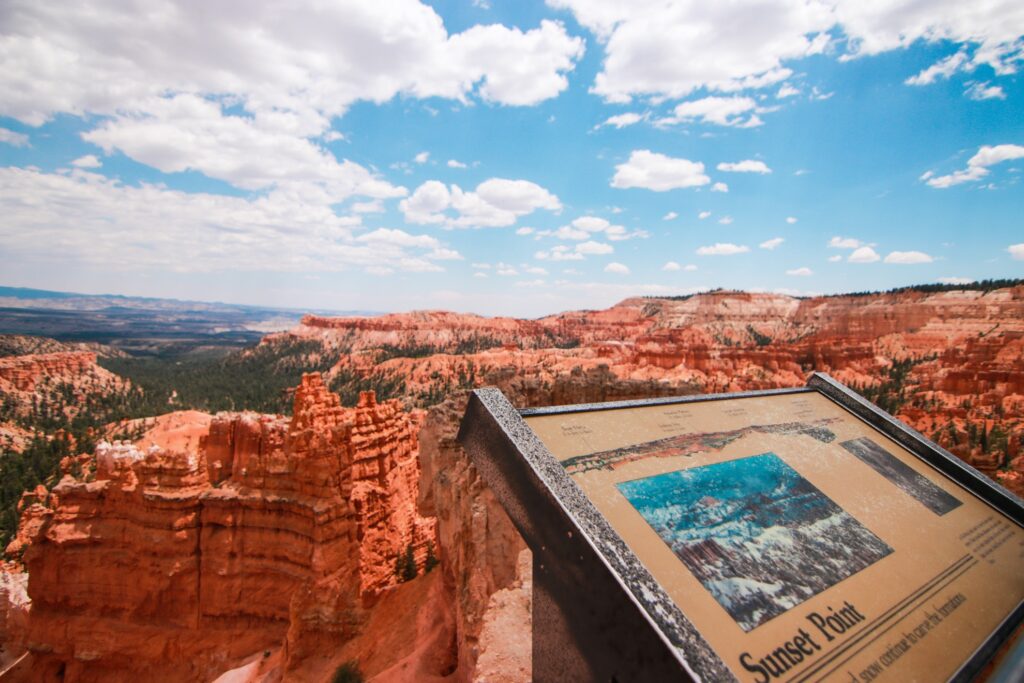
7,374,438,681
0,351,106,394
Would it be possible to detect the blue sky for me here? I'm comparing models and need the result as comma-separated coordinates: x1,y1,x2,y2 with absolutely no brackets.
0,1,1021,317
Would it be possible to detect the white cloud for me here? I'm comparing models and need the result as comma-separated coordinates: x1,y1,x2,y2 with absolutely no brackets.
717,160,772,174
829,236,863,249
71,155,102,168
576,240,614,255
598,112,646,129
760,237,784,250
400,177,561,227
711,182,729,193
698,210,711,219
848,246,880,263
1007,243,1024,260
0,127,30,147
777,84,800,98
545,215,646,241
662,261,681,271
965,82,1006,100
352,199,385,213
496,262,519,276
938,276,973,284
0,167,456,274
535,240,613,261
471,262,491,269
522,264,548,275
663,211,678,220
661,97,762,128
696,243,750,256
924,144,1024,188
0,4,585,127
549,2,830,102
827,255,843,262
786,267,813,276
884,250,933,264
548,2,1024,106
786,216,797,224
604,262,630,274
683,264,698,271
611,150,710,191
905,52,969,85
718,216,733,225
447,159,468,168
414,151,430,164
84,95,405,204
516,226,535,235
473,271,487,278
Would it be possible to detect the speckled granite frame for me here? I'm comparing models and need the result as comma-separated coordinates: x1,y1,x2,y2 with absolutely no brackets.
457,372,1024,683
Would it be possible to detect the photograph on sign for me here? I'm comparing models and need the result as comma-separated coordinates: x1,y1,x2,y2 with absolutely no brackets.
523,391,1024,683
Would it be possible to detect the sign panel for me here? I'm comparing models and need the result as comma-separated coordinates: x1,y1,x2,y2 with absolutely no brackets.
523,390,1024,683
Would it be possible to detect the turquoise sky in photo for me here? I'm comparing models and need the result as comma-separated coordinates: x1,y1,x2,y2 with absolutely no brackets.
0,1,1021,316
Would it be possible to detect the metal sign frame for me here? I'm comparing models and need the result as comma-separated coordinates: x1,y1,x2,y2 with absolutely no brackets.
457,372,1024,682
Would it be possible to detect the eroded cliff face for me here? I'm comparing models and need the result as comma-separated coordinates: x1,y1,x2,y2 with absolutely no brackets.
4,374,437,682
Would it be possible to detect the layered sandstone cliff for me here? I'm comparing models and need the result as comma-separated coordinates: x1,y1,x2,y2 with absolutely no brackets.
3,374,437,682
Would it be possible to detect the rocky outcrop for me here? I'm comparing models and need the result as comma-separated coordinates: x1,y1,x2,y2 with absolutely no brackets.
7,374,437,682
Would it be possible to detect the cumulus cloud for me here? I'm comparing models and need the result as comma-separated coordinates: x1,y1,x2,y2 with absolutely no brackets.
400,177,561,227
659,97,762,128
604,262,630,274
760,237,784,250
0,167,458,274
965,82,1006,100
924,144,1024,188
611,150,710,191
663,211,678,220
696,243,750,256
0,127,30,147
549,2,1024,105
597,112,646,129
777,84,800,98
414,151,430,164
534,240,613,261
786,267,813,276
698,210,711,219
829,236,864,249
447,159,468,168
1007,243,1024,260
786,216,797,224
84,95,405,204
848,246,880,263
662,261,681,271
711,182,729,193
71,155,102,168
905,52,969,85
718,216,733,225
717,160,772,174
516,226,535,235
1,3,585,127
542,215,647,241
827,255,843,262
884,250,933,264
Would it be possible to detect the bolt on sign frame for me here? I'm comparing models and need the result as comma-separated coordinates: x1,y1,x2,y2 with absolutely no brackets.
457,373,1024,683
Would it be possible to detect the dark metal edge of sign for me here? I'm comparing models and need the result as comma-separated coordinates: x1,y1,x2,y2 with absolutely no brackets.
518,385,812,417
458,386,735,682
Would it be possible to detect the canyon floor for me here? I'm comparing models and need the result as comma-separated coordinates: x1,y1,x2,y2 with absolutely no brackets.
0,283,1022,681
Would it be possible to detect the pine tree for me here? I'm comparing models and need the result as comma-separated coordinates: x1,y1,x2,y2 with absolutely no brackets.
424,541,439,573
401,542,417,582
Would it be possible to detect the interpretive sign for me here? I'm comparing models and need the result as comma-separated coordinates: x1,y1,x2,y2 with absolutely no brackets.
458,373,1024,683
